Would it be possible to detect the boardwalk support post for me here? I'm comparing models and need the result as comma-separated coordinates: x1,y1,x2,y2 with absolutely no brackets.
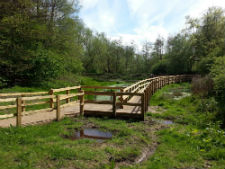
66,90,70,103
49,89,54,108
56,95,61,121
80,90,84,116
16,97,22,127
113,92,116,118
141,93,145,120
119,89,124,109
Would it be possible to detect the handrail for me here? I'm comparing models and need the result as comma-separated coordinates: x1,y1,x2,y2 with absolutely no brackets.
0,74,193,126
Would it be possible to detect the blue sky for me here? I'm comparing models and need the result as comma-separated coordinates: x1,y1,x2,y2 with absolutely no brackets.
79,0,225,50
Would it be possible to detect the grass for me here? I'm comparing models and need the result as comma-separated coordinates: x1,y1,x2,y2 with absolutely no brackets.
127,83,225,169
0,82,225,169
0,117,153,169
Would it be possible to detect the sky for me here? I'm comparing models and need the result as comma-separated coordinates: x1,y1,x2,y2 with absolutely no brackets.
79,0,225,50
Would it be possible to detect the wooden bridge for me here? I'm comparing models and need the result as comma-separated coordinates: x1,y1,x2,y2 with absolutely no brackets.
0,75,192,127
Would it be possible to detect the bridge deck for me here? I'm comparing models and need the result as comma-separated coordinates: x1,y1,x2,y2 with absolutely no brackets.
0,96,142,128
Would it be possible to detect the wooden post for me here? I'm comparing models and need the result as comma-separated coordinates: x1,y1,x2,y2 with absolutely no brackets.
146,87,149,109
56,95,61,121
49,89,54,108
22,100,25,112
141,93,145,120
144,90,147,112
66,90,70,103
113,92,116,118
152,81,154,93
80,90,84,116
119,89,123,109
16,97,22,127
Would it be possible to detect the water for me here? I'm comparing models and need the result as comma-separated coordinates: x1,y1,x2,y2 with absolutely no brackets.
153,119,174,125
64,128,112,142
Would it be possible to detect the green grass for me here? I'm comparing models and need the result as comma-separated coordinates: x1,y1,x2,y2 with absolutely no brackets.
127,83,225,169
1,82,225,169
0,117,152,169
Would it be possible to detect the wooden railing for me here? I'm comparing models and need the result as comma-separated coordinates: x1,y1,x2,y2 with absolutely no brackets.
0,75,193,126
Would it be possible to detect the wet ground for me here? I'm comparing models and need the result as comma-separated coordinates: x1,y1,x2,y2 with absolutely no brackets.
153,119,174,125
64,128,113,143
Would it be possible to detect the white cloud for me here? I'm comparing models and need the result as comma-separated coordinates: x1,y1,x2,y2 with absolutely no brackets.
80,0,119,35
111,25,168,51
79,0,225,52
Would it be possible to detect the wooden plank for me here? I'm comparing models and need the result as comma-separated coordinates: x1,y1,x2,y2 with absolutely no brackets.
117,102,141,107
84,91,113,96
80,90,84,116
0,104,16,110
81,86,124,90
22,95,55,101
0,98,17,102
85,100,112,104
116,92,143,96
22,101,49,107
23,108,54,116
60,101,79,108
49,89,54,108
52,86,81,93
56,95,60,121
84,110,114,117
0,91,48,97
66,90,70,103
113,92,116,117
141,93,145,120
60,93,84,100
0,113,14,119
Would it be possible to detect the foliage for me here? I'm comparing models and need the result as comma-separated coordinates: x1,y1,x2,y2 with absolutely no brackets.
191,76,214,96
210,56,225,124
0,0,83,86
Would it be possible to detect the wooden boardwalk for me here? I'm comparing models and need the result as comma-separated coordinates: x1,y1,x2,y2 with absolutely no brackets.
0,75,192,128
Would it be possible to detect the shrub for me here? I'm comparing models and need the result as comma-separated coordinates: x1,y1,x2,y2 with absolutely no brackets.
210,56,225,125
191,76,214,97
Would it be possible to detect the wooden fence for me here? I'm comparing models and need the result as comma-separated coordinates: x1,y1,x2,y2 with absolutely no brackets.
0,75,193,126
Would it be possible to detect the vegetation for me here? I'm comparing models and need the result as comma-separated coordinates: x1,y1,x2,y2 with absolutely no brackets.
0,83,225,169
129,83,225,169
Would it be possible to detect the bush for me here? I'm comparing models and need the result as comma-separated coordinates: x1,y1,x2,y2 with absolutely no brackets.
191,76,214,97
151,61,168,75
210,56,225,125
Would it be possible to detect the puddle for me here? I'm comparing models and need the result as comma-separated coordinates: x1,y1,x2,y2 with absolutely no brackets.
64,128,112,143
153,119,174,125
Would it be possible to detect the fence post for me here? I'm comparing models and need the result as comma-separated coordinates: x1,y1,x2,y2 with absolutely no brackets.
113,92,116,118
49,89,54,108
56,95,61,121
16,97,22,127
141,93,145,120
80,90,84,116
119,88,123,109
21,98,25,112
66,90,70,103
144,90,147,112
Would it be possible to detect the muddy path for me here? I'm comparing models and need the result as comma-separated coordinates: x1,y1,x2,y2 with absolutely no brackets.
115,106,171,168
